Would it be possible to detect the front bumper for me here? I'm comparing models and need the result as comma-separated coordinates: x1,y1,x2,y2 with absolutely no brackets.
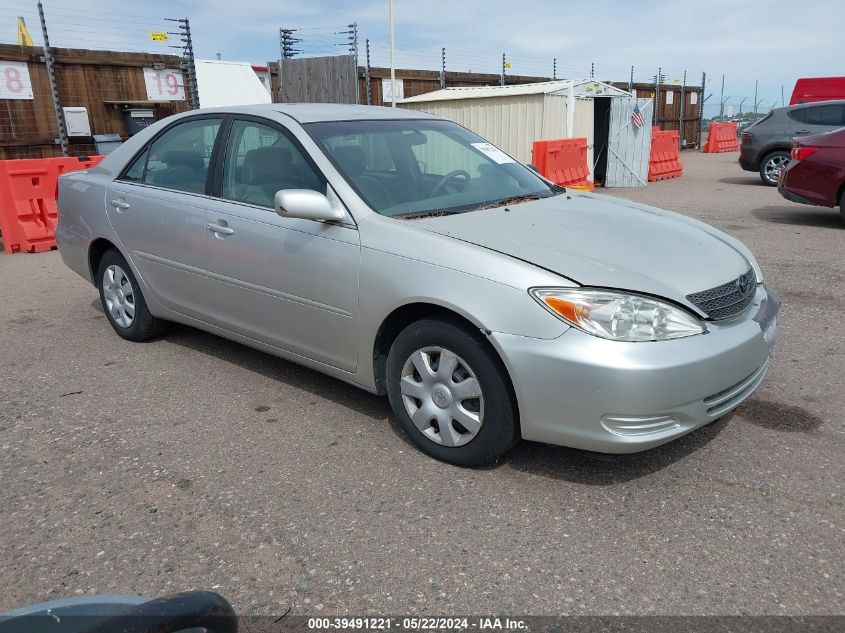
491,284,779,453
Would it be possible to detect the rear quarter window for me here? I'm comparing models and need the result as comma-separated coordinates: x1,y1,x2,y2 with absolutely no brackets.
787,108,808,123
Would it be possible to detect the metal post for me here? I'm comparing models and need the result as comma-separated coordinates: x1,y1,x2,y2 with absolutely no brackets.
781,85,784,106
719,74,725,117
37,1,67,156
738,97,747,115
500,53,505,87
388,0,396,107
552,57,556,80
178,18,199,109
697,71,706,148
628,65,634,92
590,62,594,79
654,67,661,129
753,79,758,116
349,22,359,104
364,38,371,105
679,70,686,149
440,47,446,89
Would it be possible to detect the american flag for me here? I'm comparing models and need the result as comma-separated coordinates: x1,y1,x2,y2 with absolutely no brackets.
631,103,645,129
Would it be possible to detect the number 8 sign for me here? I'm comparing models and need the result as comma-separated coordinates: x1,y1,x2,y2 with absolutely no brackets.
143,68,186,101
0,61,34,100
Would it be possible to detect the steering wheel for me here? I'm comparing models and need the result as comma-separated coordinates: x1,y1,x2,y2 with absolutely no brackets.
429,170,471,197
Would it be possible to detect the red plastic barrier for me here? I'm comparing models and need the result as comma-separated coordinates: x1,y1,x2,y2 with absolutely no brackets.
648,127,683,182
0,155,104,254
532,137,595,190
702,122,739,153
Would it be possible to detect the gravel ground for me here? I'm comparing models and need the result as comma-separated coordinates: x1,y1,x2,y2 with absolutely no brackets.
0,151,842,616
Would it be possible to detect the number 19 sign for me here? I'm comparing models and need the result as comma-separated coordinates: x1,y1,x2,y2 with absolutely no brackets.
0,61,34,100
143,68,186,101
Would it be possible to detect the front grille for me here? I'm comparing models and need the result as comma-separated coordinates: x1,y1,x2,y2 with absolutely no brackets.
687,268,756,320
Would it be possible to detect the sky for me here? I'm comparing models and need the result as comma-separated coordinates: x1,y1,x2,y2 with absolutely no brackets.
2,0,844,116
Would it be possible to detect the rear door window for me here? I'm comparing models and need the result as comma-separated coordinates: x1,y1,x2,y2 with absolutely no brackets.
803,104,845,126
142,117,222,194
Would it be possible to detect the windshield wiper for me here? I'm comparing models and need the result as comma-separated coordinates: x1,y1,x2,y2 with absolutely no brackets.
474,193,545,211
396,209,462,220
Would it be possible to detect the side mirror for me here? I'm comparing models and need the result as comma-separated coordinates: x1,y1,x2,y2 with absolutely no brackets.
274,189,345,222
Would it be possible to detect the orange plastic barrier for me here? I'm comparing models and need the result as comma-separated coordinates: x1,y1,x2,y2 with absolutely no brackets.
0,155,104,254
702,122,739,153
648,127,683,182
532,137,595,191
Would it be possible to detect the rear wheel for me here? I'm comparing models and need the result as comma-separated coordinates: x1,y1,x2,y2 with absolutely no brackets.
759,150,790,186
97,249,166,341
386,319,518,467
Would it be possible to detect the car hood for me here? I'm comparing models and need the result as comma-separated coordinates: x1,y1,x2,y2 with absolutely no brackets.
411,192,752,313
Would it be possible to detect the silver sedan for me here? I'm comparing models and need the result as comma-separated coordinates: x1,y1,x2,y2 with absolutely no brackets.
56,104,779,466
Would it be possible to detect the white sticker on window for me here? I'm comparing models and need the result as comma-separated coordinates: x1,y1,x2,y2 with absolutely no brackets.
471,142,516,164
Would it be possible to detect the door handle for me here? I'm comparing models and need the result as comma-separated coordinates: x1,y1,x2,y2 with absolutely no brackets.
110,199,130,209
206,223,234,236
795,130,810,135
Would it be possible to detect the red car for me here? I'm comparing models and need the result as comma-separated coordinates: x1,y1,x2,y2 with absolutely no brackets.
778,127,845,220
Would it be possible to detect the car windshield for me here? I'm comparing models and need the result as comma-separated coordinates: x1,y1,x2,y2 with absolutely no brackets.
305,119,560,217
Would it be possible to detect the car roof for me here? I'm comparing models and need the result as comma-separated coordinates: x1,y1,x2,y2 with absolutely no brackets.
183,103,441,124
779,99,845,112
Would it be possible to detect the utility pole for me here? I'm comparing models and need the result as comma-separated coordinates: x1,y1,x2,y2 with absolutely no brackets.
500,52,506,87
781,84,785,106
440,47,446,89
590,61,594,79
628,65,634,92
719,74,725,117
552,57,556,80
37,1,67,156
364,38,371,105
738,97,747,115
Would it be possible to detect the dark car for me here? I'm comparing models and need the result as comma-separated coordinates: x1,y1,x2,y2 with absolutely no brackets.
739,100,845,185
778,127,845,220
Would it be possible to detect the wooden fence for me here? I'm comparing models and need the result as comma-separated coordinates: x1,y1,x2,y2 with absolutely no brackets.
275,55,358,104
0,44,189,160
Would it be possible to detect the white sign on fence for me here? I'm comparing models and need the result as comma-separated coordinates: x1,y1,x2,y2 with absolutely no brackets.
382,78,404,103
0,61,34,100
690,92,698,105
143,68,186,101
665,90,674,105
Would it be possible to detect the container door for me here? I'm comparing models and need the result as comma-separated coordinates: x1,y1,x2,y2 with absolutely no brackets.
605,98,653,187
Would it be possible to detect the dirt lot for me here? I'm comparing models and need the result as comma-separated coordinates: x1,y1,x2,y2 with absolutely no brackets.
0,151,842,616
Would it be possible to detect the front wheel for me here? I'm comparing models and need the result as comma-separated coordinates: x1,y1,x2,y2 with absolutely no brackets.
386,319,518,467
97,249,166,341
759,150,790,186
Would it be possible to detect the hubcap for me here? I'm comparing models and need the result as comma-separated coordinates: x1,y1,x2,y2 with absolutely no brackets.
102,264,136,328
764,155,789,183
399,346,484,447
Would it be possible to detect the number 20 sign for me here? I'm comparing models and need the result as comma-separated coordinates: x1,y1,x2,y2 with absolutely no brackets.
143,68,186,101
0,61,34,100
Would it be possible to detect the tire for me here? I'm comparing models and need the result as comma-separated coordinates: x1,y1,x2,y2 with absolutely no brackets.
759,150,790,186
386,318,518,467
840,189,845,222
97,249,166,341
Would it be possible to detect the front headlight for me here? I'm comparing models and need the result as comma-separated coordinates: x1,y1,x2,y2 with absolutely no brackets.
530,288,706,342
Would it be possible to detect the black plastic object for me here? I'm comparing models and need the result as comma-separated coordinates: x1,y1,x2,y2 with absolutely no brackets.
83,591,237,633
122,108,156,136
